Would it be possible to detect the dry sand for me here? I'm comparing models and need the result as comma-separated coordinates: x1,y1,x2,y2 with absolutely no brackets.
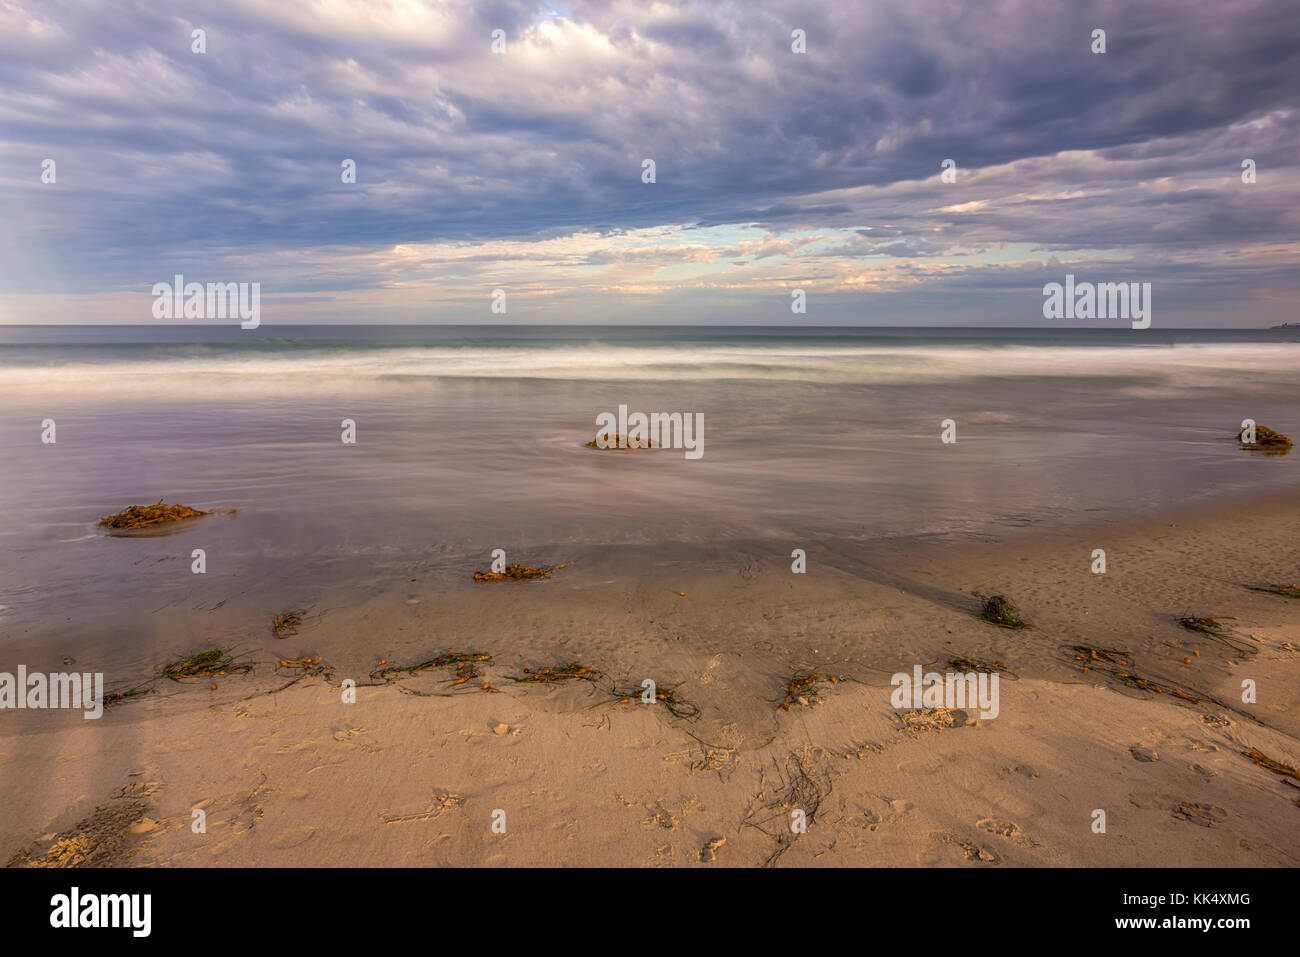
3,490,1299,867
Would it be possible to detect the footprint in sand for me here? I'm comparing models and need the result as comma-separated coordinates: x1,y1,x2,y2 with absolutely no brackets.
1131,792,1228,828
857,796,913,831
919,832,1000,865
1128,790,1172,810
999,764,1039,780
976,817,1039,848
331,727,382,752
1172,802,1227,828
269,825,317,849
698,837,726,863
643,804,676,831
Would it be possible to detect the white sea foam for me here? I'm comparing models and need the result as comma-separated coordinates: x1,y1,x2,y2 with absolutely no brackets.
1,341,1296,399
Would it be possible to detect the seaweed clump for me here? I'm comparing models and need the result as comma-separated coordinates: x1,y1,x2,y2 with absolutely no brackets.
103,685,154,708
271,611,304,638
1238,425,1292,454
775,672,826,711
1112,670,1200,703
509,663,601,684
474,563,569,582
1247,583,1300,599
104,647,255,708
585,433,657,450
370,652,495,693
99,500,208,529
161,648,252,681
980,595,1028,629
741,753,832,868
1176,616,1236,637
1243,747,1300,787
374,653,493,690
1067,644,1198,702
948,656,1008,675
372,652,491,680
1175,615,1258,656
276,656,330,675
1070,645,1130,668
595,682,700,719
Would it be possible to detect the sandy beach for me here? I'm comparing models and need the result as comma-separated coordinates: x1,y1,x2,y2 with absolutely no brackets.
4,487,1297,868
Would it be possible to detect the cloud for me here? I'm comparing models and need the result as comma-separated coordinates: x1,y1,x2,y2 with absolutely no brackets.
1,0,1297,324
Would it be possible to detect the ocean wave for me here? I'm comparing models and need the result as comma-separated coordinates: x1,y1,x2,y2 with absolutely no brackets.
0,340,1297,397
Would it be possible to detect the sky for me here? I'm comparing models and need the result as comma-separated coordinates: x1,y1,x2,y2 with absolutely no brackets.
1,0,1297,326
